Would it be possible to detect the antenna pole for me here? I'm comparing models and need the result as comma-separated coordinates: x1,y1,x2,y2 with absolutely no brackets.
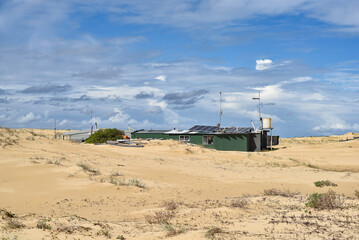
90,110,93,128
258,91,261,130
219,91,223,127
54,118,56,139
252,91,261,130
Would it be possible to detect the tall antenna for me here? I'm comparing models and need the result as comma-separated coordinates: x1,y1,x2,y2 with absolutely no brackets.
252,91,261,130
90,109,93,128
219,91,223,127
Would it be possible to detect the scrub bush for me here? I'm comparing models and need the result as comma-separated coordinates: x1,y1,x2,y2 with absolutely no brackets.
85,128,124,144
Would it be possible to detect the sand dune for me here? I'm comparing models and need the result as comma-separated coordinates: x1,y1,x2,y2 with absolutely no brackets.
1,128,358,239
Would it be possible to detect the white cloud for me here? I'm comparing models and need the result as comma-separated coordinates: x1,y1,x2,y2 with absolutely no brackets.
155,75,166,82
17,112,41,123
256,59,273,71
59,119,68,126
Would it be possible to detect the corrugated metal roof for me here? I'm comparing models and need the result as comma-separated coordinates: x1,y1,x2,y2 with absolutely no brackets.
165,130,190,134
134,130,171,134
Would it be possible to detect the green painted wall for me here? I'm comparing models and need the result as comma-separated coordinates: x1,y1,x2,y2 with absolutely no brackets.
131,132,169,139
131,132,249,151
213,134,248,151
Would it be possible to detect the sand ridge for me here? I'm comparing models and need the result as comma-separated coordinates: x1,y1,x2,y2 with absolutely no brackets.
0,127,359,239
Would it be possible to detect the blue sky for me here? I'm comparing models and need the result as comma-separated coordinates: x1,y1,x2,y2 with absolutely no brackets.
0,0,358,137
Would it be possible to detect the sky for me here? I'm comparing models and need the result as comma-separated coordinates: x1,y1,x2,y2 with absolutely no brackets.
0,0,358,137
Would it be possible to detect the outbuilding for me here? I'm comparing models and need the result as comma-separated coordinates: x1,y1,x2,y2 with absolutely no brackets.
62,130,95,142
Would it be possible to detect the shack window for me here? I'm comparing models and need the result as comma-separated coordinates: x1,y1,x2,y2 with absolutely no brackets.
179,135,190,142
203,135,214,145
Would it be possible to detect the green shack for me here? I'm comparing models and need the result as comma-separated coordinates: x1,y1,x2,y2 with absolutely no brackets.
131,125,269,151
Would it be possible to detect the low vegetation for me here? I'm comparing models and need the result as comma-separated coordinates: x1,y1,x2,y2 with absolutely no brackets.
162,200,178,211
145,210,175,224
205,227,223,239
230,197,249,208
314,180,338,187
84,128,124,144
354,190,359,199
37,219,51,230
264,188,298,197
164,223,185,237
7,219,25,229
77,162,101,175
305,189,343,210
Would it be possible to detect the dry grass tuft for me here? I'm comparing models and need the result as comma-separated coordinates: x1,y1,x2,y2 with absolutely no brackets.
205,227,223,239
164,223,185,237
7,219,25,229
355,190,359,199
264,188,298,197
162,200,178,211
230,197,249,208
145,210,175,224
77,162,101,175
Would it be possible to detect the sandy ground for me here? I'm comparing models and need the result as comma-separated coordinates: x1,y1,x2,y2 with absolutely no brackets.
0,127,358,239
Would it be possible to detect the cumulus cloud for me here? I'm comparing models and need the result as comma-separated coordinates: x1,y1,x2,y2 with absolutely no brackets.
256,59,273,71
155,75,166,82
22,84,72,94
59,119,68,126
17,112,41,123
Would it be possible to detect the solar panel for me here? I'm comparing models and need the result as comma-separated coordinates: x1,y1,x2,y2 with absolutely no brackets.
189,125,251,134
189,125,201,131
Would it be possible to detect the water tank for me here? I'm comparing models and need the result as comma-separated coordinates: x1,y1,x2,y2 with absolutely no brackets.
263,118,272,129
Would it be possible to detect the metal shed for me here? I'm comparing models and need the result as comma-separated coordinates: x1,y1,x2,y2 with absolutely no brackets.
62,130,94,142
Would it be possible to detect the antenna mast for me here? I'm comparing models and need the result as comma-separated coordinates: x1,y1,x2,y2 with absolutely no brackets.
219,91,223,127
252,91,261,130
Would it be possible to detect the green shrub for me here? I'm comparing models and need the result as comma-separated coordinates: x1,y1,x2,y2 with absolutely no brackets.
305,189,342,210
314,180,337,187
85,128,124,144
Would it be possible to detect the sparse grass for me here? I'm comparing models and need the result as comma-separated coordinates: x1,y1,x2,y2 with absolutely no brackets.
110,170,123,177
314,180,338,187
305,189,343,210
145,210,175,224
97,228,111,238
1,209,15,218
7,219,25,229
117,178,146,188
47,159,62,165
116,235,126,240
77,162,101,175
304,163,319,169
163,223,185,237
109,176,119,185
37,219,51,230
162,200,177,211
263,188,298,197
230,197,249,208
205,227,223,239
354,190,359,199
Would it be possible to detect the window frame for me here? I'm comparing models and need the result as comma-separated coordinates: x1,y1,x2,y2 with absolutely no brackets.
202,135,214,145
179,135,190,142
